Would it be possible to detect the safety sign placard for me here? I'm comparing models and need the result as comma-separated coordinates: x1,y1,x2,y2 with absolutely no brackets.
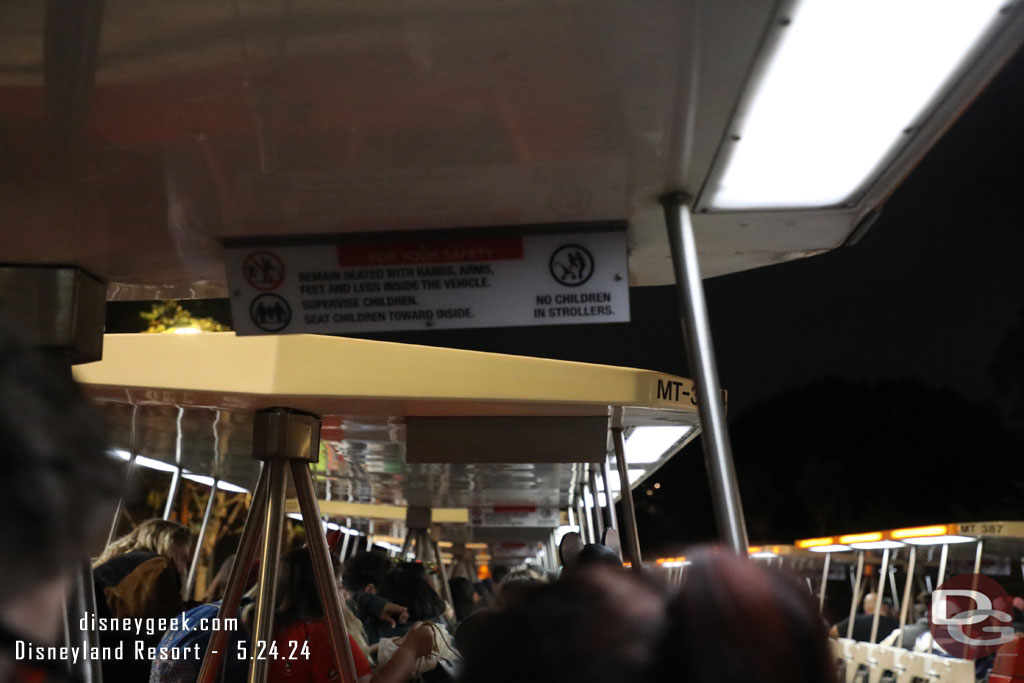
224,229,630,335
469,505,560,528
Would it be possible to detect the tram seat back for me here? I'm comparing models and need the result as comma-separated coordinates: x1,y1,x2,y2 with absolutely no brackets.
837,639,973,683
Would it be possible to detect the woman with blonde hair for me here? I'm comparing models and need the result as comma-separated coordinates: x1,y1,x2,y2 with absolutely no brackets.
93,519,193,681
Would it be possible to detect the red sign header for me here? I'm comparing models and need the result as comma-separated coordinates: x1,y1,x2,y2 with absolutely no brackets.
338,235,523,266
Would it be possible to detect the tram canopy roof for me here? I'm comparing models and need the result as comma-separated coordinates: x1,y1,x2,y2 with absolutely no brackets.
73,332,701,543
1,1,1021,298
795,521,1024,553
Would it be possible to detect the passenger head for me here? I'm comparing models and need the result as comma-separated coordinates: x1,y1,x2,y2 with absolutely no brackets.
651,548,836,683
244,547,368,651
575,543,623,569
459,566,665,683
378,562,445,621
0,324,121,641
449,576,477,623
341,550,392,594
94,519,192,578
275,547,326,623
497,567,548,606
862,592,893,616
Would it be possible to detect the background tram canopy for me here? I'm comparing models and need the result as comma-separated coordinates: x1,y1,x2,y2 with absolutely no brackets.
75,332,700,547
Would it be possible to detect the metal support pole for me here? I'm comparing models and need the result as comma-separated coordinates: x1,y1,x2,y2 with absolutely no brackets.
574,485,590,543
973,540,984,575
937,543,949,586
248,459,287,683
292,462,358,683
340,517,352,560
846,551,865,640
611,428,642,568
870,547,891,644
65,559,104,683
185,479,219,601
195,468,269,683
818,552,832,612
587,464,605,542
601,456,619,531
366,520,374,551
163,465,181,521
433,539,455,609
661,195,749,553
896,547,917,649
107,407,139,547
887,560,901,614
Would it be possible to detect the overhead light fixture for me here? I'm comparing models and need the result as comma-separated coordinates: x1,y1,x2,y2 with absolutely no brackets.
848,540,906,550
807,544,853,553
708,0,1007,209
623,426,691,464
602,468,647,492
901,535,975,546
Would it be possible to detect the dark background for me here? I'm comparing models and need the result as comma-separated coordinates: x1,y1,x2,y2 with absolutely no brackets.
109,46,1024,557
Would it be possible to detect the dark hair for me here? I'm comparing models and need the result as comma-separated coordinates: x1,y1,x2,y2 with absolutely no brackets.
341,550,392,593
378,562,445,621
275,548,333,623
576,543,622,569
0,323,121,604
650,549,836,683
459,567,666,683
449,576,476,623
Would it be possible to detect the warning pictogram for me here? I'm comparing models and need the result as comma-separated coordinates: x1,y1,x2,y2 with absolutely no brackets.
549,244,594,287
243,251,285,291
250,294,291,332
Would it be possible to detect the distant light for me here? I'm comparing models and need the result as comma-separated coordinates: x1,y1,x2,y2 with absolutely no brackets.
839,532,883,545
172,327,201,335
624,426,691,464
901,535,976,546
653,483,661,489
708,0,1006,209
890,525,950,540
750,551,779,559
796,537,834,549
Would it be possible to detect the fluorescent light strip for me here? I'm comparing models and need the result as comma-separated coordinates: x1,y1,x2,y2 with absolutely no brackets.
135,455,180,473
112,449,250,493
709,0,1006,209
181,473,249,493
623,426,691,465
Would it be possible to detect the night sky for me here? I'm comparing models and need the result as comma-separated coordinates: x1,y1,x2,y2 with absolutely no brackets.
108,45,1024,554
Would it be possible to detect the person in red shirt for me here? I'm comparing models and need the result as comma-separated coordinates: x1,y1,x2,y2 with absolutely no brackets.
265,548,436,683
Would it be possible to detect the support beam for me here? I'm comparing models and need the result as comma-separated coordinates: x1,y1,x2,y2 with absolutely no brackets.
611,428,642,568
660,194,749,553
